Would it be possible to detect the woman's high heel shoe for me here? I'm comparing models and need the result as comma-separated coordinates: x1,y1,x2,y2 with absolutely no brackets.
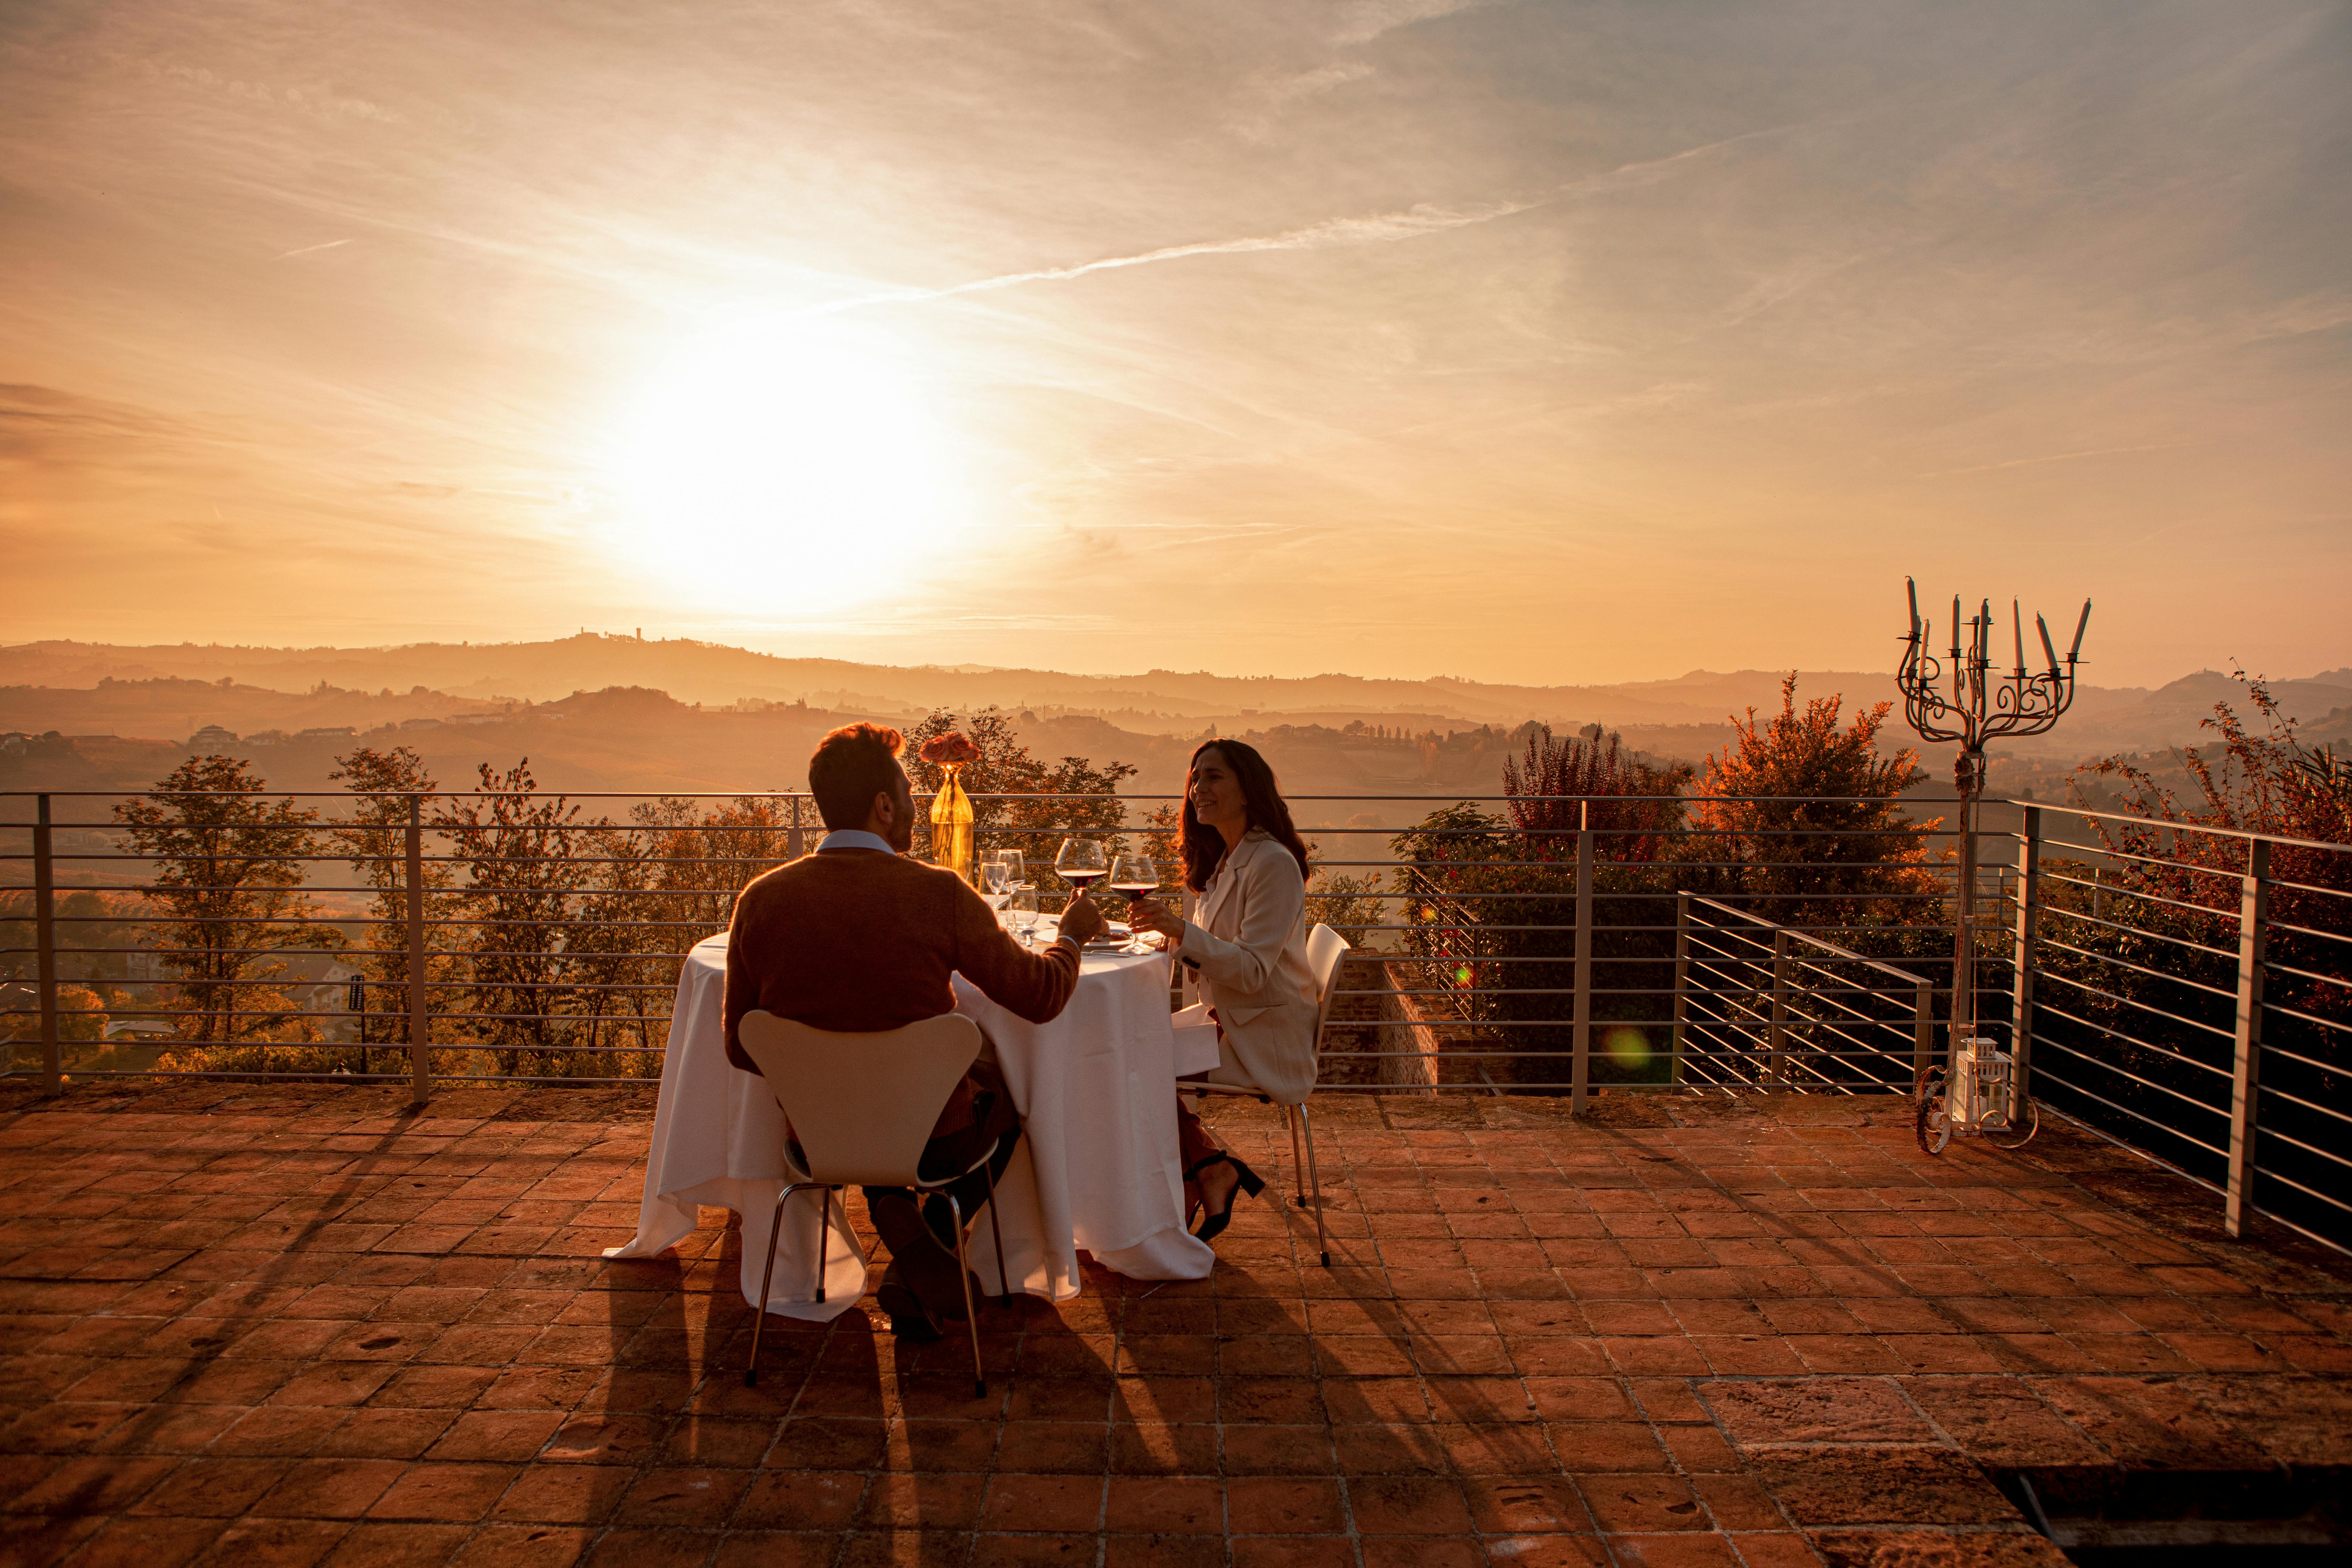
1185,1153,1265,1244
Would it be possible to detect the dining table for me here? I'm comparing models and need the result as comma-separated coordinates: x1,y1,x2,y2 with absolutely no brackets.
606,922,1218,1320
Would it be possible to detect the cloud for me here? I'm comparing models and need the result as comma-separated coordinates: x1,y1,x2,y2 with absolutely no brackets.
271,238,354,260
1334,0,1500,46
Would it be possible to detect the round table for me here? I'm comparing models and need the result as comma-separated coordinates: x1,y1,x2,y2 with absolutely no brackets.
606,928,1215,1319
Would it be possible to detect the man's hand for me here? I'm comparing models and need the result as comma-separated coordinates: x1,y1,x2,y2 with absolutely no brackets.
1056,892,1108,946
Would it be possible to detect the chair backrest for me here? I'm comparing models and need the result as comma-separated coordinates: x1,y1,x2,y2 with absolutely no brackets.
1305,922,1352,1059
735,1010,984,1187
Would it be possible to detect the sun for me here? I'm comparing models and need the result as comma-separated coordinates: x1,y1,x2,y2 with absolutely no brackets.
609,318,968,612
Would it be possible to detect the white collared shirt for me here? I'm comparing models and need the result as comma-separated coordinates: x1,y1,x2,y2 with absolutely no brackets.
817,829,897,855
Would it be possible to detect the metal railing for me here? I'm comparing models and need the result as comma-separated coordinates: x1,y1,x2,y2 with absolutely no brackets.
1675,893,1935,1094
4,787,2345,1248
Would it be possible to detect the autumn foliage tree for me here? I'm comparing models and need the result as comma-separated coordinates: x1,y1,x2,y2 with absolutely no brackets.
1682,674,1940,940
330,746,463,1070
113,754,339,1059
433,760,596,1077
1390,727,1694,1086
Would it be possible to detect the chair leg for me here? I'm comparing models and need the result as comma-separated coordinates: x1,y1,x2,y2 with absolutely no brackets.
946,1194,986,1399
746,1182,802,1387
1296,1103,1330,1267
984,1156,1012,1308
1285,1103,1308,1210
815,1187,831,1304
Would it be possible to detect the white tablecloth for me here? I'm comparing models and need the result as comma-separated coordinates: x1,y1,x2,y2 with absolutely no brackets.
606,928,1214,1319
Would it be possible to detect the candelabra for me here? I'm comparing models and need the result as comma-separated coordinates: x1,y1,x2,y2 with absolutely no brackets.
1895,578,2090,1150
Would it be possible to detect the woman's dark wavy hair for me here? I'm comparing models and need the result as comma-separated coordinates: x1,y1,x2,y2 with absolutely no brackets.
1179,738,1311,892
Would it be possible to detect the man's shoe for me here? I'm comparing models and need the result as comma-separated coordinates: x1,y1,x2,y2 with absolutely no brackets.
869,1193,972,1324
877,1279,944,1341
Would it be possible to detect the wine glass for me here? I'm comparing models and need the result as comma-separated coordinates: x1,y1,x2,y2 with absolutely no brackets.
1008,887,1039,947
1054,838,1107,928
1108,854,1162,953
988,848,1026,891
980,861,1012,924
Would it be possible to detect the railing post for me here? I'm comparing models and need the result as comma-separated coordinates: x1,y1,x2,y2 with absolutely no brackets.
405,794,431,1108
1671,890,1690,1087
2010,805,2040,1109
1768,928,1789,1085
1912,979,1933,1090
786,795,804,861
35,794,60,1097
1570,807,1592,1116
2224,838,2271,1238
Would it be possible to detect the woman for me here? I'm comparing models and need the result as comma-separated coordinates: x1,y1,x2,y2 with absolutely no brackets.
1127,738,1320,1242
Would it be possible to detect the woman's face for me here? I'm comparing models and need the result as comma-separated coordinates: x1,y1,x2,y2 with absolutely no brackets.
1188,747,1248,831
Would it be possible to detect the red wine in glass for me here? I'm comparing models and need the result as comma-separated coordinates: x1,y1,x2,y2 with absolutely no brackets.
1109,854,1161,953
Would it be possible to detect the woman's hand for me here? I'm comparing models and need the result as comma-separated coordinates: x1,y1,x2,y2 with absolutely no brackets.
1126,897,1186,942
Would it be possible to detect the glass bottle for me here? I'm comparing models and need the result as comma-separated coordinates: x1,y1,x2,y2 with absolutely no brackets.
929,762,975,884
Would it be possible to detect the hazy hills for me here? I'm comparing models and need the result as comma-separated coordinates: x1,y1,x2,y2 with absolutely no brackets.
4,636,2346,818
10,633,2345,746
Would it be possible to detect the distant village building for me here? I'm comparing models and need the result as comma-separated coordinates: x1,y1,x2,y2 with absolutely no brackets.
297,726,358,740
399,717,445,730
188,724,238,748
0,733,27,756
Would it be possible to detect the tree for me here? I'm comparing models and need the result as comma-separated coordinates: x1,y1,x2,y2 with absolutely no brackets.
903,709,1137,880
2043,675,2352,1220
330,746,462,1073
433,760,596,1077
1682,674,1940,941
1388,729,1695,1089
1502,724,1691,863
112,754,338,1058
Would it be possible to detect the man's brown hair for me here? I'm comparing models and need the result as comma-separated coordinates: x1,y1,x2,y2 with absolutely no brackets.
808,722,906,830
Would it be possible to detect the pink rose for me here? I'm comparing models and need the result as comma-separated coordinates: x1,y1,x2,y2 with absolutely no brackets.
919,732,981,766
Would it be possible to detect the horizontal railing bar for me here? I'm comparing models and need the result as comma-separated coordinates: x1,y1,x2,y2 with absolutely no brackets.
2032,935,2241,1001
2032,972,2237,1042
2250,1084,2352,1133
2031,1068,2232,1160
2031,1002,2234,1084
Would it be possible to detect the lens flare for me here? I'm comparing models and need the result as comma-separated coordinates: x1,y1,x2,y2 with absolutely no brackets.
1604,1027,1652,1068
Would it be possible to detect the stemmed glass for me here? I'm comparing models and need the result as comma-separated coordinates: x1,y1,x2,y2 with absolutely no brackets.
1054,839,1107,935
988,849,1026,892
1108,854,1162,953
979,861,1013,926
1007,887,1039,947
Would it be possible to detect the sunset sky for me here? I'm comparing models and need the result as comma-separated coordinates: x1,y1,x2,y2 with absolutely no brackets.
4,0,2346,687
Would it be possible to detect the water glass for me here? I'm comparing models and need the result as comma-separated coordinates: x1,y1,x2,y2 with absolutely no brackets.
1008,887,1039,946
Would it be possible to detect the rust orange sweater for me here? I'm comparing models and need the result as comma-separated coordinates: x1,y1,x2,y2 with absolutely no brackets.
722,847,1080,1135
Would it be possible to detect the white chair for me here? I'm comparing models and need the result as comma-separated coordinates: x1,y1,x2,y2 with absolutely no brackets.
1188,923,1351,1266
734,1009,1014,1396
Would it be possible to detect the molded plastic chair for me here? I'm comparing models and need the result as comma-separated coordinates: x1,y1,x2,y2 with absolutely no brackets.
735,1009,1013,1395
1189,923,1351,1265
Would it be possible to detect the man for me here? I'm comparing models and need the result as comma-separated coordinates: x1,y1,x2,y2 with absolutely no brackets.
724,722,1106,1338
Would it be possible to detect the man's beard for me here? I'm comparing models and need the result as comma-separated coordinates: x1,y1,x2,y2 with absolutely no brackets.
886,800,917,854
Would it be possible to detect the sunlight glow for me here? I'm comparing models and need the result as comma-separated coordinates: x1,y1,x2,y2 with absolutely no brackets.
609,320,969,612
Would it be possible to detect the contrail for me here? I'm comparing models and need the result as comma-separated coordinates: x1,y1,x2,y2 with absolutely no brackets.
272,238,354,260
792,125,1785,320
1919,442,2178,478
793,200,1540,318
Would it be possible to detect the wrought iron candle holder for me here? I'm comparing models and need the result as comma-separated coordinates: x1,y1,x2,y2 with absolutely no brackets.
1896,578,2090,1153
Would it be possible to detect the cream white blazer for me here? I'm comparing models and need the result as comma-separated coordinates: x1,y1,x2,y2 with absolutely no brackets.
1177,829,1320,1102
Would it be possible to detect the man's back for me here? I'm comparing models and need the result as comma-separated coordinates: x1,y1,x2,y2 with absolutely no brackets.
723,846,1079,1069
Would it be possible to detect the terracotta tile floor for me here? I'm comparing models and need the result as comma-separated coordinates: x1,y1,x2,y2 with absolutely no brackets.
4,1078,2350,1568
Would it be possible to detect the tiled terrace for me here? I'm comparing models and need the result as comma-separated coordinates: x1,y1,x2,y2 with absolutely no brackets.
3,1079,2349,1568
